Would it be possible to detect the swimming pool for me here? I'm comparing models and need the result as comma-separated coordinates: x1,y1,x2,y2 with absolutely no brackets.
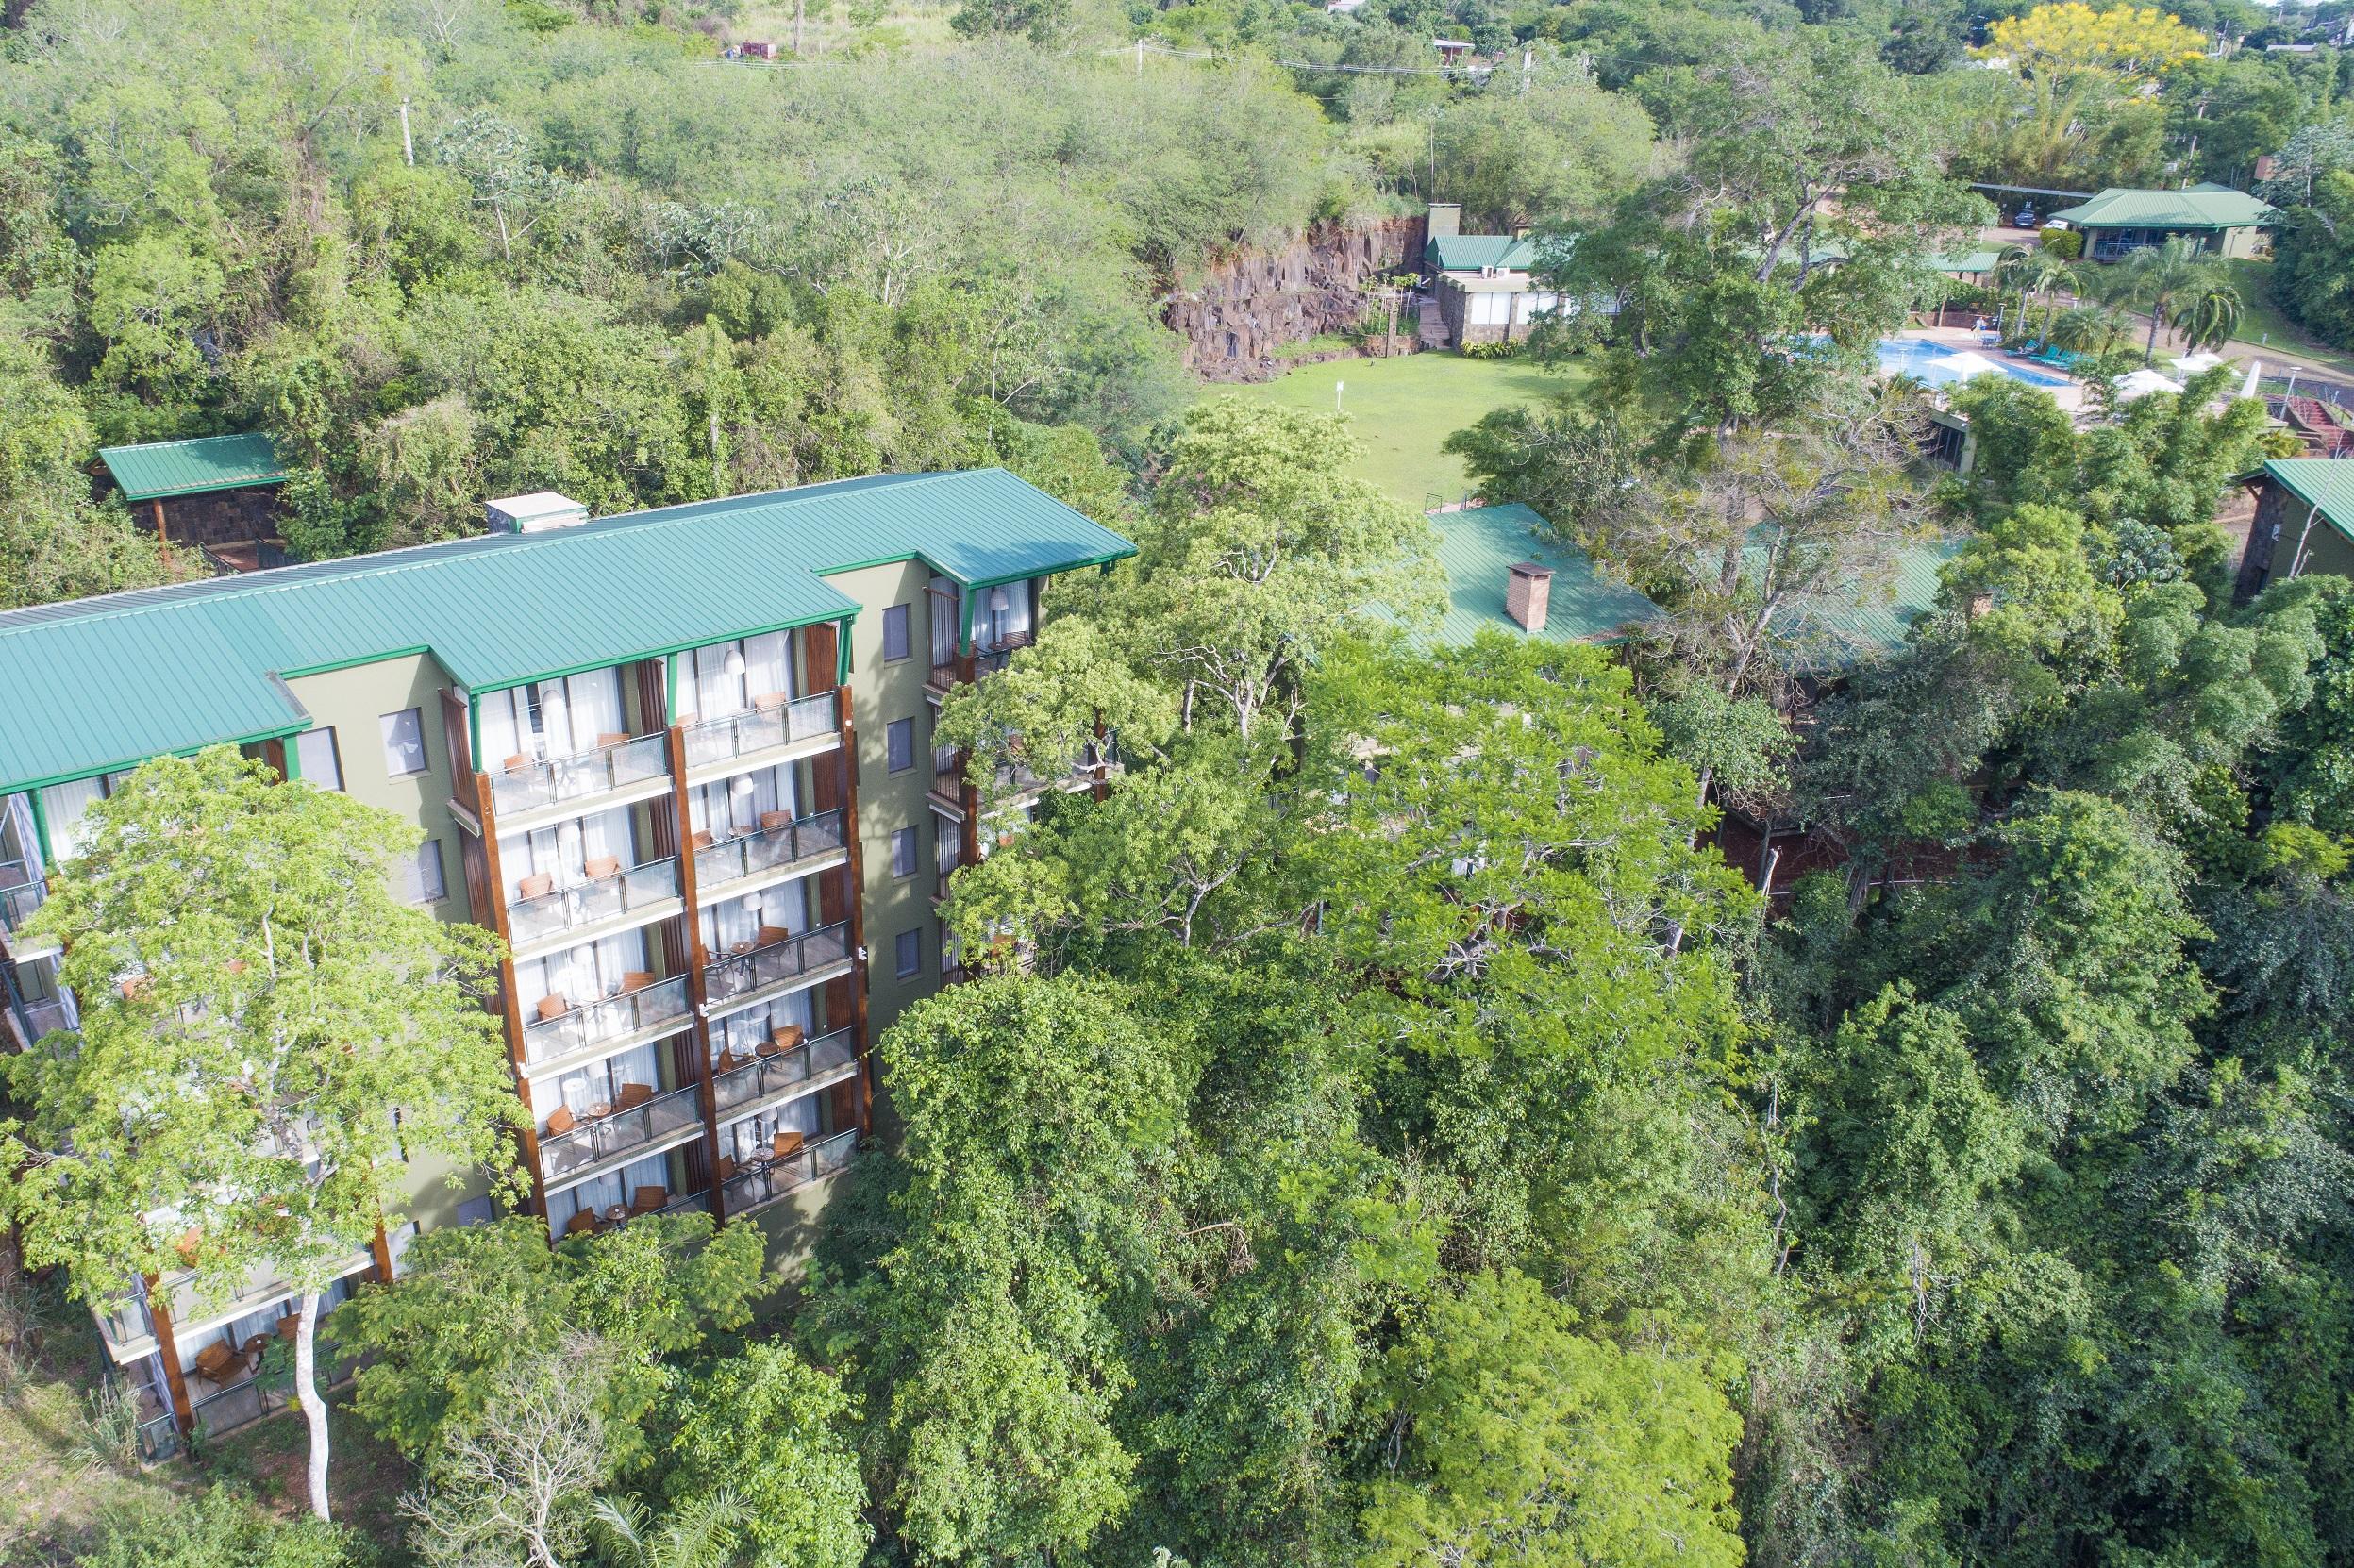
1875,337,2072,389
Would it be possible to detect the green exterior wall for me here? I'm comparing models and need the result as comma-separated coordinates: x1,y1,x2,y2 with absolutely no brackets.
280,654,492,1232
823,559,943,1037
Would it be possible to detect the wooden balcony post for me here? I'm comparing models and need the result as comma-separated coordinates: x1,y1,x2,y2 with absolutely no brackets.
473,782,546,1222
145,1278,195,1433
663,721,726,1220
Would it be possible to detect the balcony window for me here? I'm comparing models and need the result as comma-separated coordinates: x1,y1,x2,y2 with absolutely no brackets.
688,763,801,847
516,928,663,1043
882,604,911,663
678,631,793,732
693,808,847,900
720,1126,858,1213
701,876,811,961
498,806,636,905
711,1025,856,1120
894,927,921,978
703,921,853,1009
681,692,839,770
891,826,919,878
479,668,628,776
979,578,1035,653
709,992,815,1068
886,718,915,775
523,969,692,1069
539,1039,663,1135
545,1149,687,1241
41,771,132,863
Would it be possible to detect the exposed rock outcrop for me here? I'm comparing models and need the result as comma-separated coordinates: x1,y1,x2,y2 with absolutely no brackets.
1165,215,1427,382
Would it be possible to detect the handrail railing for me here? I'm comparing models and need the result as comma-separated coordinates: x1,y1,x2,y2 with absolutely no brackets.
721,1126,859,1211
540,1082,702,1183
703,921,851,1006
486,732,670,817
693,809,847,895
0,858,47,935
508,858,679,948
523,974,693,1067
710,1026,857,1117
682,692,839,770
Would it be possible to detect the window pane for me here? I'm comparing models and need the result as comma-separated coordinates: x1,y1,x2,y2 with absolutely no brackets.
409,841,447,904
894,928,921,978
295,728,343,790
882,604,910,662
892,826,918,877
380,708,427,776
886,718,914,773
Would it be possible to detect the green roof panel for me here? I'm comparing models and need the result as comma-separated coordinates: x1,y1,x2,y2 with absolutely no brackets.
1427,234,1541,273
2048,184,2276,231
0,468,1135,792
2267,458,2354,543
99,433,288,502
1409,503,1661,647
1750,529,1961,673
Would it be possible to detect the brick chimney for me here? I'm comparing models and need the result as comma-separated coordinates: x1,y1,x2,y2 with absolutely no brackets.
1505,560,1552,633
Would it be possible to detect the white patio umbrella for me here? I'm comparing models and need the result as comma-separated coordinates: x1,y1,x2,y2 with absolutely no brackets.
1932,350,2006,382
2242,360,2263,400
2171,351,2224,375
2114,368,2185,401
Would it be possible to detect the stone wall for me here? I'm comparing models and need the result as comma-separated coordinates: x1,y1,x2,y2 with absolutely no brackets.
1164,215,1427,383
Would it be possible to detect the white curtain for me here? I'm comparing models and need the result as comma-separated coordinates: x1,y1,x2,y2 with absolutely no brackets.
480,669,626,767
700,876,810,956
497,807,631,902
742,631,793,705
42,773,123,861
515,929,651,1018
559,670,625,753
710,989,814,1063
995,579,1035,644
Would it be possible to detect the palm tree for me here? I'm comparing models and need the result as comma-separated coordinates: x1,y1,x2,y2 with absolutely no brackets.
2099,236,2230,363
2047,304,2137,371
1995,245,2076,345
593,1494,747,1568
2167,278,2245,352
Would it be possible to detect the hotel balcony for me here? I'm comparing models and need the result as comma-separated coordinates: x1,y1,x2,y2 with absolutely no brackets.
926,630,1034,698
702,920,853,1018
680,692,841,785
557,1184,710,1239
0,858,57,960
538,1081,703,1186
506,856,685,960
484,731,673,831
710,1025,859,1123
693,809,849,909
521,972,694,1074
718,1126,859,1215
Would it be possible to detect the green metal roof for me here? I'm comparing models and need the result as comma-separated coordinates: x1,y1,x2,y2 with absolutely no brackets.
1427,234,1540,273
1753,530,1962,673
1935,250,2002,274
2266,458,2354,543
1411,503,1661,647
2048,184,2276,231
98,433,288,502
0,468,1134,792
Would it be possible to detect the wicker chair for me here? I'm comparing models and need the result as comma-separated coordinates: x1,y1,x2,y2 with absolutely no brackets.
613,1082,655,1113
536,993,571,1022
582,855,621,880
518,872,555,900
630,1185,668,1215
564,1208,598,1237
545,1105,578,1138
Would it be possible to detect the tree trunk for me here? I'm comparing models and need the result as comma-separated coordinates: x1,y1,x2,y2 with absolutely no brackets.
2145,304,2161,365
295,1291,332,1520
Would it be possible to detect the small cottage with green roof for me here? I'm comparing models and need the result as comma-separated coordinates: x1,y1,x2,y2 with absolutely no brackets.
97,431,291,574
1420,203,1610,347
1410,503,1662,647
2047,184,2276,263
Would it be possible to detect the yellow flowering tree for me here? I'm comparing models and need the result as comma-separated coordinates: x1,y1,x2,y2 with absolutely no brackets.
1976,4,2209,184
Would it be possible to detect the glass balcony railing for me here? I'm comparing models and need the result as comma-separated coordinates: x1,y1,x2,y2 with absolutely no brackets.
710,1026,857,1117
507,858,680,949
486,733,670,817
703,921,852,1007
95,1289,157,1350
0,858,47,936
522,974,693,1067
540,1082,702,1184
693,809,847,895
681,692,839,770
720,1127,859,1212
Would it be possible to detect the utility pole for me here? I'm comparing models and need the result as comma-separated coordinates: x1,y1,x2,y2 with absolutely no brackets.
398,98,413,166
1521,42,1531,96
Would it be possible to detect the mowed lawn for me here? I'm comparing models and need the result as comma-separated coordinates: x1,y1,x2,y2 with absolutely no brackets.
1231,352,1581,508
2222,259,2354,382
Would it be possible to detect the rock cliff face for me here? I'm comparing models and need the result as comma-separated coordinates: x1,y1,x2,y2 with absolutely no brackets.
1164,216,1427,382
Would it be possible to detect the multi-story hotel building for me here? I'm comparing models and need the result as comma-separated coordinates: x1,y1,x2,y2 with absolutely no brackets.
0,468,1133,1457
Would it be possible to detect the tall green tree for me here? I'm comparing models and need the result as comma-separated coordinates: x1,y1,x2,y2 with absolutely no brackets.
0,748,523,1520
